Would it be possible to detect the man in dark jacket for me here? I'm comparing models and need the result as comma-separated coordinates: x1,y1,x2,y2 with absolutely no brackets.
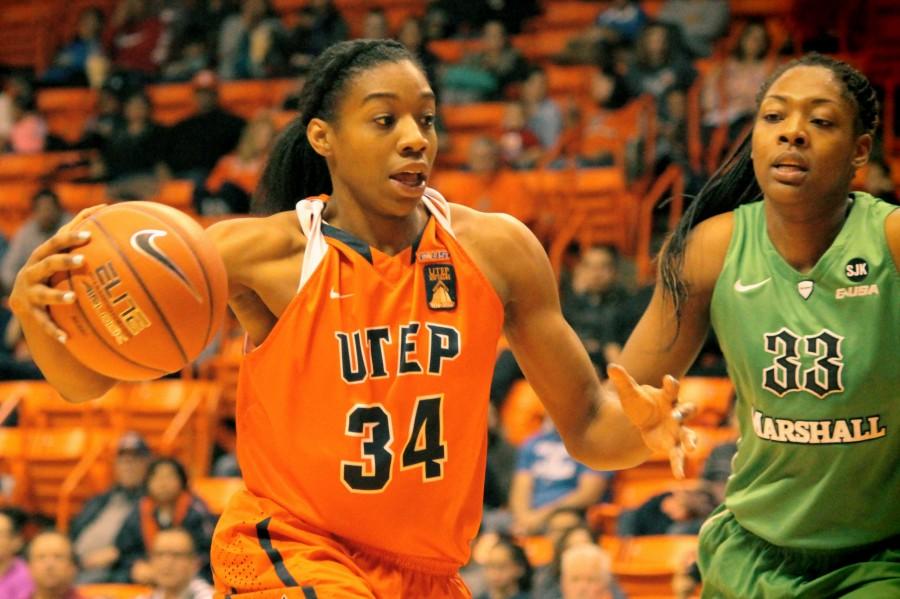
70,432,151,583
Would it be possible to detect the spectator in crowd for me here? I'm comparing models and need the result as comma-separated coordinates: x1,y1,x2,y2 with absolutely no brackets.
618,486,717,536
476,534,533,599
0,507,34,598
498,101,543,169
431,0,539,36
7,92,49,154
161,70,245,204
161,24,212,82
557,0,647,66
287,0,348,72
520,68,564,151
113,457,214,584
491,245,630,406
560,245,631,371
544,508,588,547
534,524,622,599
596,0,648,47
0,76,33,150
396,17,442,96
431,135,537,225
218,0,286,79
625,22,696,113
139,528,213,599
655,88,690,174
27,532,82,599
361,8,390,39
560,544,615,599
509,416,611,536
0,189,71,294
71,432,152,583
91,90,166,193
0,315,44,380
617,437,736,538
77,78,127,150
483,404,518,531
658,0,730,58
865,156,899,205
280,73,308,111
442,21,530,104
578,69,632,167
106,0,165,77
701,20,773,140
42,7,106,86
203,112,276,214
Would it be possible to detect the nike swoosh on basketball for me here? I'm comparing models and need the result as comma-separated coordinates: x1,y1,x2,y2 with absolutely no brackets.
130,229,202,301
734,278,772,293
329,289,353,299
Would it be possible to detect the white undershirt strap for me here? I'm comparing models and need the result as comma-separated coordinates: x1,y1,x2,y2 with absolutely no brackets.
295,199,328,292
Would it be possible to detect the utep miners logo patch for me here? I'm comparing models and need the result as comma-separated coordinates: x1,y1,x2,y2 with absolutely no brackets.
424,263,457,310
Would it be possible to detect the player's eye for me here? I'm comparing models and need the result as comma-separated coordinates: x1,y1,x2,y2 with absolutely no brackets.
762,113,782,123
421,114,435,128
374,115,395,128
811,118,832,127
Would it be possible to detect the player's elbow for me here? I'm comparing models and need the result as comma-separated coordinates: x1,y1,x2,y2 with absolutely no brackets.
563,432,651,472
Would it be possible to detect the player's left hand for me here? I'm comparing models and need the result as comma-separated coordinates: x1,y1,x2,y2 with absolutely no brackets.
607,363,697,479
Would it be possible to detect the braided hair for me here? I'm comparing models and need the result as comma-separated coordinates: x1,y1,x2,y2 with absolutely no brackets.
253,39,421,214
659,53,880,331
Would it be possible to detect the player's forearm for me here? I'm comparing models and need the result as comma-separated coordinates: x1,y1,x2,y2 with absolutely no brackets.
16,310,117,402
563,388,652,471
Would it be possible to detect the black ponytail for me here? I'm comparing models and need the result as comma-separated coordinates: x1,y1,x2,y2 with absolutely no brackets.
253,39,420,215
659,52,880,329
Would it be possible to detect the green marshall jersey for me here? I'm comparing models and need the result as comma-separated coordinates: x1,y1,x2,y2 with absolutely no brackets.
709,192,899,550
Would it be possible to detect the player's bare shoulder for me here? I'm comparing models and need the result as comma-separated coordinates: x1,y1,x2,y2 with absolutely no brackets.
206,211,306,290
449,203,547,305
680,210,735,294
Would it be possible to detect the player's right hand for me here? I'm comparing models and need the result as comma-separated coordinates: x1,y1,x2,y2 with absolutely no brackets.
607,363,697,479
8,204,106,343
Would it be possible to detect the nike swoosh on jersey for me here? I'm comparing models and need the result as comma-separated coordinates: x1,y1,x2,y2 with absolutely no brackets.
734,278,772,293
329,289,353,299
130,229,202,301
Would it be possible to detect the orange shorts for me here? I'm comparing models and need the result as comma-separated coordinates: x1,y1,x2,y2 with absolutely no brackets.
211,490,471,599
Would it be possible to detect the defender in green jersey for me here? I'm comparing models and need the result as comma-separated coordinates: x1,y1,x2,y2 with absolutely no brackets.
608,54,899,598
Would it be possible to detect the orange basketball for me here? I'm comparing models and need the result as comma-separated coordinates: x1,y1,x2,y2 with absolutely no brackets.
49,202,228,381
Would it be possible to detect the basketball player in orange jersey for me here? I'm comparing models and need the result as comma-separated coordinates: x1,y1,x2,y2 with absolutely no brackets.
9,40,693,598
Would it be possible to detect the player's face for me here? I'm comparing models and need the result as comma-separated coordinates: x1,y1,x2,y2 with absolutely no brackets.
752,66,872,208
324,60,437,217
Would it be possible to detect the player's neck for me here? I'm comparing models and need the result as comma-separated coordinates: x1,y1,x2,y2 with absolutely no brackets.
324,195,427,256
764,193,851,273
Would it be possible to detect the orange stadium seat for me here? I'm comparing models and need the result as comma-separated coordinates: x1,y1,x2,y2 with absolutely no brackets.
0,181,40,237
148,83,195,125
435,131,479,169
54,182,109,212
427,39,481,64
521,535,554,567
218,79,273,119
678,377,734,427
546,64,596,100
511,30,578,62
16,381,102,430
78,584,152,599
0,152,86,183
0,427,26,507
193,476,244,516
151,179,195,211
114,380,222,478
500,380,545,446
440,103,506,134
19,427,108,525
606,535,698,596
37,87,98,143
530,1,604,30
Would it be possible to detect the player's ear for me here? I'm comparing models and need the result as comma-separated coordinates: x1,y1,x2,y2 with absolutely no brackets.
851,132,873,169
307,118,332,158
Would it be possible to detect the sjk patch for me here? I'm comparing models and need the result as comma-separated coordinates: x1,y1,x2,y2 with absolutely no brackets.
424,263,457,310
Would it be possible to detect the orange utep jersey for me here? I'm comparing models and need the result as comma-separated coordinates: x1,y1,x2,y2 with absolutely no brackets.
235,189,504,568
